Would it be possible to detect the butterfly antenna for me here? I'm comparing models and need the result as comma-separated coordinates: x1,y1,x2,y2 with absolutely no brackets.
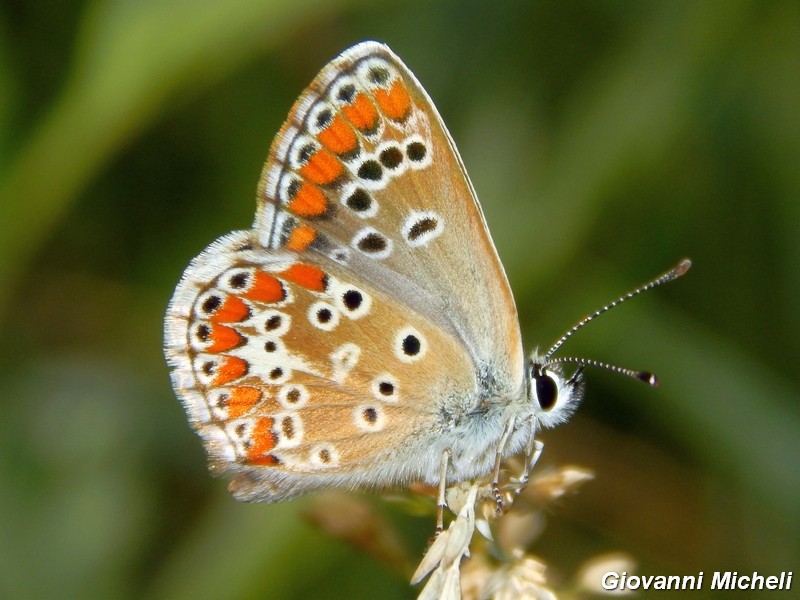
547,356,659,387
542,258,692,386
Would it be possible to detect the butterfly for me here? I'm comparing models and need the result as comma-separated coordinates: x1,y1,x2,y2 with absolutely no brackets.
164,41,690,513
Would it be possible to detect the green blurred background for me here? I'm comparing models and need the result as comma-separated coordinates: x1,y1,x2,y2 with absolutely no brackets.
1,1,797,598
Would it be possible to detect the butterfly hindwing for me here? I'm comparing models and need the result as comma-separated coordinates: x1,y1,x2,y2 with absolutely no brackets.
165,231,477,500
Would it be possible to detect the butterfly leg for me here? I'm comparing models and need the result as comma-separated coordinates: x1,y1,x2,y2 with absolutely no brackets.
514,435,544,497
490,415,517,514
436,448,450,534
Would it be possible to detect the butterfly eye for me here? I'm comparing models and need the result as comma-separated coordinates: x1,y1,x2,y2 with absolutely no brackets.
534,370,559,411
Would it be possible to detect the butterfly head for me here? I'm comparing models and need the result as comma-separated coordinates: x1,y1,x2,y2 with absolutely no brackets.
524,259,692,429
526,353,585,429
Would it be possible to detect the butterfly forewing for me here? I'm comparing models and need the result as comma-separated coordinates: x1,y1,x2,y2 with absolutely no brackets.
254,42,524,393
165,42,525,501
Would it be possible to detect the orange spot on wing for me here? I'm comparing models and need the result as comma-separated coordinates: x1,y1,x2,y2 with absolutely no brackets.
248,417,278,464
227,386,262,418
317,114,358,155
342,92,378,131
213,356,248,386
299,149,343,185
243,271,285,303
248,453,280,466
374,79,412,121
281,263,327,292
206,324,244,353
211,295,249,323
285,225,317,252
288,182,327,217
